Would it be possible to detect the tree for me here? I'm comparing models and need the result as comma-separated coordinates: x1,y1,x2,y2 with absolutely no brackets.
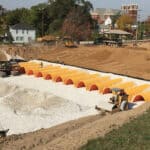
5,8,31,26
116,15,134,31
47,0,93,35
46,0,75,34
111,11,121,29
143,17,150,37
1,0,94,38
30,3,49,36
62,4,93,40
0,5,7,34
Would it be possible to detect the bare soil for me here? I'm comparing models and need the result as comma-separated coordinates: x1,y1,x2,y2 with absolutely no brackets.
1,42,150,80
0,42,150,150
0,50,7,61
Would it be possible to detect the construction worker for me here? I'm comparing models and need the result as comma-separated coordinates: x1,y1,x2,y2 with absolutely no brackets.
40,62,43,68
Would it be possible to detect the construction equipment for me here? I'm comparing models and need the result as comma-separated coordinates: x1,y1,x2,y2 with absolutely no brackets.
95,88,129,113
0,61,11,77
37,35,56,45
65,40,76,47
63,36,77,48
94,36,123,47
0,60,25,77
11,64,22,76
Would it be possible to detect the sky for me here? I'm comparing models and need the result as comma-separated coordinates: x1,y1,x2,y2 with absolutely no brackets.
0,0,149,20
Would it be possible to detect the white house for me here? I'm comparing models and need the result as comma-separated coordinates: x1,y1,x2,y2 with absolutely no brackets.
9,23,36,43
104,16,112,26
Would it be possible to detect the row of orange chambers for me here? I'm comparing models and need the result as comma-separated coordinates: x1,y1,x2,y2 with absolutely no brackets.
19,62,150,102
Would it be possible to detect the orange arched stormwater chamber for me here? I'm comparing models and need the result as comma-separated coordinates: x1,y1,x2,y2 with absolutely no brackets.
56,76,62,82
102,88,112,94
35,72,43,77
89,84,99,91
133,95,145,102
27,70,33,75
44,74,52,80
77,81,85,88
66,79,74,85
18,62,150,102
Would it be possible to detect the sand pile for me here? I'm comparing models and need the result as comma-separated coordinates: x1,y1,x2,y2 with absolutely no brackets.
0,79,100,135
0,70,145,136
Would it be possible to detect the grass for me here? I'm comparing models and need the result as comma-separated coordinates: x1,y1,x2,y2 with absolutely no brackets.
80,109,150,150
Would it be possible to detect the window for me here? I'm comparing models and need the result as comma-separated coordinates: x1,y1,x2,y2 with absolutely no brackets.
20,37,24,41
22,30,24,34
16,30,18,34
28,37,32,42
27,30,28,34
16,36,24,41
16,36,19,41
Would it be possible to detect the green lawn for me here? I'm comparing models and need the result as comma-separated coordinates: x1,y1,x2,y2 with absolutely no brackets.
80,109,150,150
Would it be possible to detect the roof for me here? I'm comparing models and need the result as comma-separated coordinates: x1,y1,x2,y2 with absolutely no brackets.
104,29,131,35
10,23,35,30
91,12,99,16
95,8,120,16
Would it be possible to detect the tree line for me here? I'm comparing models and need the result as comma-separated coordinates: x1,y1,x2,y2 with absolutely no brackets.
0,0,150,40
0,0,97,41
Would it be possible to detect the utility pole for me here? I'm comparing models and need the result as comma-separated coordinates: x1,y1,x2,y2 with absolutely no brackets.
134,9,141,46
135,21,138,46
42,9,44,37
39,7,45,37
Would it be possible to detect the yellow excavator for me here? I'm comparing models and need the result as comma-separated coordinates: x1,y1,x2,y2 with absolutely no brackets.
65,40,75,47
37,35,56,43
63,36,77,48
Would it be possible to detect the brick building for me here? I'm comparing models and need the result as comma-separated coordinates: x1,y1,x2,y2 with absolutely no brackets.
121,4,138,22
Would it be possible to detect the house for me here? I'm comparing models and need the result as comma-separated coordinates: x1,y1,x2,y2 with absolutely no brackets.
121,4,138,22
94,8,120,23
9,23,36,43
104,16,112,26
91,8,121,32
